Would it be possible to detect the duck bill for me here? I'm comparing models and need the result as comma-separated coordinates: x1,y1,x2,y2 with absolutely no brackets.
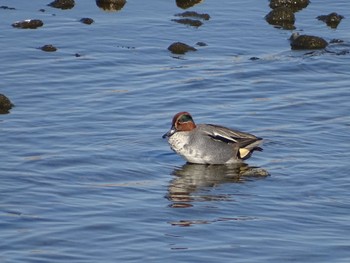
162,127,176,138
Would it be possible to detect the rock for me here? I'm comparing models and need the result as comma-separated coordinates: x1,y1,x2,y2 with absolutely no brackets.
329,39,344,44
41,45,57,52
0,94,14,114
48,0,75,10
0,5,16,10
12,19,44,29
290,33,328,50
80,18,94,25
175,11,210,21
196,42,207,46
172,18,203,27
265,7,295,29
176,0,202,9
168,42,197,54
269,0,309,12
317,12,344,29
96,0,126,11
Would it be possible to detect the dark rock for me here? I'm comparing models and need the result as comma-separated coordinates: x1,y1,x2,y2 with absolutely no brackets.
329,39,344,44
168,42,197,54
80,18,94,25
0,5,16,10
96,0,126,11
317,12,344,29
269,0,309,12
176,0,202,9
290,33,328,50
172,18,203,27
41,45,57,52
0,94,14,114
48,0,75,10
12,19,44,29
265,7,295,29
196,42,207,46
175,11,210,20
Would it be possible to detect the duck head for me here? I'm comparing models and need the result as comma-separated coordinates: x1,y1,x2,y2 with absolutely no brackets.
162,112,197,138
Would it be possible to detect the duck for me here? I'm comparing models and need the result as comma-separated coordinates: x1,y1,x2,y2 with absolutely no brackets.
162,112,263,164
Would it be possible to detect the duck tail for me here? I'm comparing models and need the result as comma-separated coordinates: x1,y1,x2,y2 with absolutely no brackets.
238,138,263,160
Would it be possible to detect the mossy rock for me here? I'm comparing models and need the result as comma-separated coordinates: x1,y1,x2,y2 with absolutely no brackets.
269,0,309,12
168,42,197,54
0,94,14,114
48,0,75,10
176,0,202,9
290,33,328,50
317,12,344,29
96,0,126,11
265,7,295,29
40,44,57,52
80,18,94,25
12,19,43,29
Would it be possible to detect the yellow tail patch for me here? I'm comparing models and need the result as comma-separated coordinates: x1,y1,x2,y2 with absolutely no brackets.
239,148,250,159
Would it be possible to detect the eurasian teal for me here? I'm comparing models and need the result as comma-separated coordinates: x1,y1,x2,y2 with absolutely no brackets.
163,112,263,164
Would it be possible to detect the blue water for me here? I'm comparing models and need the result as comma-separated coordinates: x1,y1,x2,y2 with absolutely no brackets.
1,0,350,262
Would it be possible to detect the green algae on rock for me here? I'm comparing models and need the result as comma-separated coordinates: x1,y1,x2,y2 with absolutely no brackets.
80,18,94,25
12,19,43,29
176,0,202,9
265,7,295,29
96,0,126,11
269,0,309,12
168,42,197,54
290,33,328,50
317,12,344,29
40,45,57,52
0,94,14,114
48,0,75,10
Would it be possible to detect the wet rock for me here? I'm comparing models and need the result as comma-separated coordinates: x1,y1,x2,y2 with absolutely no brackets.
317,12,344,29
172,18,203,27
329,39,344,44
0,5,16,10
176,0,202,9
290,33,328,50
269,0,309,12
265,7,295,29
168,42,197,54
96,0,126,11
175,11,210,21
0,94,14,114
196,42,207,46
48,0,75,10
40,44,57,52
80,18,94,25
12,19,44,29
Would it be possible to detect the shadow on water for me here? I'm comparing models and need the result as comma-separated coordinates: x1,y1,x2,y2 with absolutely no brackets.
166,163,269,209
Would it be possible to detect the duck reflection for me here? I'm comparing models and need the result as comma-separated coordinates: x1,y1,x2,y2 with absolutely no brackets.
96,0,126,11
167,163,269,208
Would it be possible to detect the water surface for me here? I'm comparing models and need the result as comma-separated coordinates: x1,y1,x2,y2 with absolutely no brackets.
1,0,350,262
